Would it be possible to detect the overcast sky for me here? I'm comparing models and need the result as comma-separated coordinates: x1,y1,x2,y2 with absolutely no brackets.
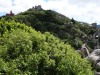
0,0,100,24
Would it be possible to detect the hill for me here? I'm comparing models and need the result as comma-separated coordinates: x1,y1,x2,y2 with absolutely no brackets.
0,7,96,50
6,8,95,49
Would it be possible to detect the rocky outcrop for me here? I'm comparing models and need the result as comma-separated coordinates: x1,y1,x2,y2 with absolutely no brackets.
87,49,100,75
76,43,90,58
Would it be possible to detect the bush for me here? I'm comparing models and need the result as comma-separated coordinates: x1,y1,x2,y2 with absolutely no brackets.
0,19,93,75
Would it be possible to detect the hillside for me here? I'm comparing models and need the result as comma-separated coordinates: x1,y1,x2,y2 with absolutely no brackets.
2,8,95,50
1,8,96,50
0,19,93,75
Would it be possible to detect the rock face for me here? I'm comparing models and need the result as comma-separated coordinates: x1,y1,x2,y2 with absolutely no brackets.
96,62,100,70
87,49,100,75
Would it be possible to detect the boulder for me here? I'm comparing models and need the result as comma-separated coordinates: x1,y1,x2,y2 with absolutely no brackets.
96,62,100,70
87,49,100,63
91,49,100,56
88,55,99,63
95,71,100,75
87,49,100,74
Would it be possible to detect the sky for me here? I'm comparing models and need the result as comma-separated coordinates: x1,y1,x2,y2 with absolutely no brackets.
0,0,100,24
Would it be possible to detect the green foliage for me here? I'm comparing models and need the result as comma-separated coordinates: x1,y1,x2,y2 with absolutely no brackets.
87,41,95,51
0,20,93,75
3,9,95,49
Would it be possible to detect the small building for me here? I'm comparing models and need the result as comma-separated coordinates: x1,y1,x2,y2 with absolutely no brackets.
6,11,14,16
91,23,100,29
91,23,97,28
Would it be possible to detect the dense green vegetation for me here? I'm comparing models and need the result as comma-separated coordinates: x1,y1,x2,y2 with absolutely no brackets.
0,19,93,75
2,9,96,49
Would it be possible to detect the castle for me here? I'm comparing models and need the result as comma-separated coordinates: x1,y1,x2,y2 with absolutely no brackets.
6,11,14,16
32,5,42,10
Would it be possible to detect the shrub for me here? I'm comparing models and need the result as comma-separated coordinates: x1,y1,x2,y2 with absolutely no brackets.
0,19,93,75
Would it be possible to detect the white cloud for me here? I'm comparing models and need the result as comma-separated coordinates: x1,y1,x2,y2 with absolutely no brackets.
0,0,100,24
12,0,46,14
0,0,12,7
41,0,100,24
